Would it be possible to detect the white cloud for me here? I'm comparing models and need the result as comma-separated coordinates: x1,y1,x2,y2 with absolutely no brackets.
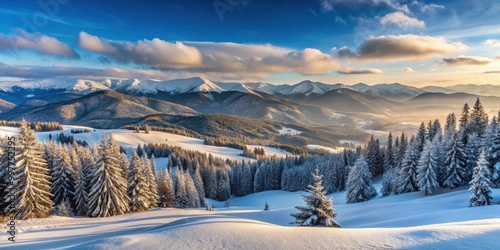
320,0,410,13
79,33,340,75
0,62,270,82
483,39,500,47
439,55,493,66
411,1,445,12
338,67,384,74
78,32,203,69
380,12,425,29
336,34,467,61
0,29,78,58
402,67,415,72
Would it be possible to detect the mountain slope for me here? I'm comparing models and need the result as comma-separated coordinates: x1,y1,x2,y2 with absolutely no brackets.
352,83,423,101
288,88,402,115
0,90,198,127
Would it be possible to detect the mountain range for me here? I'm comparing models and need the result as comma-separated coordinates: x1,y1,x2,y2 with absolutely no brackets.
1,76,500,148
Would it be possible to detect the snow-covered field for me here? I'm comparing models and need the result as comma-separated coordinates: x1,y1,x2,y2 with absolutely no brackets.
1,181,499,249
0,126,289,163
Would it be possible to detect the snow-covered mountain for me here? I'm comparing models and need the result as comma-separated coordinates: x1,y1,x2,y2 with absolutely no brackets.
273,80,351,96
352,83,424,101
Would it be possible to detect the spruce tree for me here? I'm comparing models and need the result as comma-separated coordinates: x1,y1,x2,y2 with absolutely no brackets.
346,156,377,203
417,140,439,196
469,98,488,137
142,155,159,208
88,135,130,217
128,151,149,211
396,136,420,194
469,152,493,207
291,168,341,227
4,121,53,219
51,145,76,207
73,156,88,217
442,136,468,189
157,170,175,207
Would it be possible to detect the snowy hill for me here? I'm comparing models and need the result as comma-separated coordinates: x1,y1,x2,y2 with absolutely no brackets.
0,125,290,163
2,181,499,249
273,80,350,96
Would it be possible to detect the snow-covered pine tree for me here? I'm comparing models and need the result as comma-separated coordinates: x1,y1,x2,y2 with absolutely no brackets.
346,156,377,203
416,140,439,196
174,168,189,208
469,152,493,207
396,136,420,194
51,145,76,207
485,123,500,187
464,133,481,182
88,135,130,217
469,98,489,137
193,167,206,207
73,161,88,216
157,170,175,207
442,136,468,189
184,170,201,207
216,168,231,201
366,135,383,177
290,168,341,227
128,151,149,211
4,121,53,219
142,155,159,208
416,122,427,153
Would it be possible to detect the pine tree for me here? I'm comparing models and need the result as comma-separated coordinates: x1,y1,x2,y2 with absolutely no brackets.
4,121,53,219
291,168,341,227
442,136,468,189
73,157,88,217
459,103,470,131
142,155,159,208
417,140,439,196
346,157,377,203
469,98,488,137
157,170,175,207
128,151,149,211
469,152,493,207
193,167,206,207
396,136,420,194
88,135,130,217
51,145,76,207
174,168,189,208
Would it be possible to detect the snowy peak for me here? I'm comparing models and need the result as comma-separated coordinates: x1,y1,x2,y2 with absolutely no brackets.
275,80,350,96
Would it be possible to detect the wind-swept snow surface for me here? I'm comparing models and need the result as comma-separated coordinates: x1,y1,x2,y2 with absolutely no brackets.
1,186,499,249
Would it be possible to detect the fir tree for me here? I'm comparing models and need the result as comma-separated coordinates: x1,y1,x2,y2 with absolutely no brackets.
470,98,489,137
73,160,89,217
128,151,149,211
51,145,76,207
291,168,341,227
442,136,468,189
88,135,130,217
346,157,377,203
469,152,493,207
396,136,420,194
417,140,439,196
4,121,53,219
157,170,175,207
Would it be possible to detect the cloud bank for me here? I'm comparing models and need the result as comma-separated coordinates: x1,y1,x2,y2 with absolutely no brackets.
439,55,492,66
0,29,78,58
336,35,467,61
78,32,340,75
338,67,384,74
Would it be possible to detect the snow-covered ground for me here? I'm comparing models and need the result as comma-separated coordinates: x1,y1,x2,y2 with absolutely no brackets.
1,181,499,249
0,125,290,164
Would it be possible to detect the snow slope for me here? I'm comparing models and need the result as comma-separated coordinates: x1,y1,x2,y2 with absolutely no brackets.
1,185,499,249
0,125,290,163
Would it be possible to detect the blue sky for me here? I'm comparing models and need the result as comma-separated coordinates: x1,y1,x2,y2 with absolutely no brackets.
0,0,499,86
